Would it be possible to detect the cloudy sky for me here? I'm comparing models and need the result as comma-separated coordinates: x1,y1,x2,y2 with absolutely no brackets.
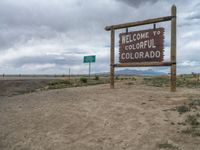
0,0,199,74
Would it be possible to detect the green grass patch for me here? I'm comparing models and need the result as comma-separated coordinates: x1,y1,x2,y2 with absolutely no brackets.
143,76,169,87
143,75,200,88
115,76,119,80
45,77,109,90
80,77,88,83
158,142,179,149
189,99,200,107
182,114,200,137
132,77,136,81
94,75,99,80
47,80,71,89
177,78,200,88
177,105,190,114
185,115,199,126
182,127,200,137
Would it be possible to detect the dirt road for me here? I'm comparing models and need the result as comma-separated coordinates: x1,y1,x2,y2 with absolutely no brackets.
0,81,200,150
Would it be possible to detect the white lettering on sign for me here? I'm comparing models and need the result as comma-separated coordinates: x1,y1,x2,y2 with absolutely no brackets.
121,51,161,60
124,39,156,51
122,32,150,44
119,28,164,63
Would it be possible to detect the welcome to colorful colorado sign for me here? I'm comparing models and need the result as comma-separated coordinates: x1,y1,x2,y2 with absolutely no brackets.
119,28,164,63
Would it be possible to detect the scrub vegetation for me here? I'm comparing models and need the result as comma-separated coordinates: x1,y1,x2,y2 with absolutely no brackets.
174,97,200,137
45,77,109,90
143,74,200,88
158,142,179,149
1,75,200,149
1,74,199,97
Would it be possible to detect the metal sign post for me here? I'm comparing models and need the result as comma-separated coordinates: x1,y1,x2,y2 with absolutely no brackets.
89,62,91,78
105,5,177,92
68,68,70,80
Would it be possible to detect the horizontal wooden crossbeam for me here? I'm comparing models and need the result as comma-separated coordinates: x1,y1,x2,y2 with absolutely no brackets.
105,16,174,31
114,62,173,67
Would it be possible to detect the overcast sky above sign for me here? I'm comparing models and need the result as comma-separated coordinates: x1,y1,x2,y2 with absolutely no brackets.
0,0,199,74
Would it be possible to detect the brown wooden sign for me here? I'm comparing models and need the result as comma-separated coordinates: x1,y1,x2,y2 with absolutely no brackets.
119,28,164,63
105,5,176,91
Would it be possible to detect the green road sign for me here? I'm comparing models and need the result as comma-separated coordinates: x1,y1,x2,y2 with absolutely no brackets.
83,55,96,63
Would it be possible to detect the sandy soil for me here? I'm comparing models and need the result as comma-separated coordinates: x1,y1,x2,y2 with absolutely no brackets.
0,81,200,150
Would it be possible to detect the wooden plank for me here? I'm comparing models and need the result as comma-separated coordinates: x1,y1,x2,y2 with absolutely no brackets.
110,28,115,89
105,16,174,31
115,62,172,67
171,5,177,92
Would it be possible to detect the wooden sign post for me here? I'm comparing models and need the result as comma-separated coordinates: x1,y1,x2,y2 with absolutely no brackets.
105,5,177,92
110,28,115,88
171,5,177,92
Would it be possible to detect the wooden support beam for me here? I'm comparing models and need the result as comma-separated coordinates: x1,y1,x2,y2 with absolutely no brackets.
115,62,173,67
105,5,177,92
110,28,115,89
171,5,177,92
105,16,174,31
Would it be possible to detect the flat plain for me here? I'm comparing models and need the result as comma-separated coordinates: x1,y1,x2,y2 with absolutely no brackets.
0,76,200,150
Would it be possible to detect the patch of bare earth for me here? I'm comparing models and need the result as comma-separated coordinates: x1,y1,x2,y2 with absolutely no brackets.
0,81,200,150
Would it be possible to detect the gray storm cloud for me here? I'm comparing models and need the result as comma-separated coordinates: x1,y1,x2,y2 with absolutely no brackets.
0,0,200,74
186,3,200,20
116,0,159,7
0,0,115,51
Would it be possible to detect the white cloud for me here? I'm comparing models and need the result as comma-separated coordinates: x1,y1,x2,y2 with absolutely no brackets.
179,60,200,67
22,63,56,70
0,0,200,74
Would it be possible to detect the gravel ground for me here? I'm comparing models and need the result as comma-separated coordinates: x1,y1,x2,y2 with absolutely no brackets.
0,81,200,150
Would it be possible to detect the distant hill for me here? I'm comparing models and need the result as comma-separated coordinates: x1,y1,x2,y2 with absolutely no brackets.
115,69,167,76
